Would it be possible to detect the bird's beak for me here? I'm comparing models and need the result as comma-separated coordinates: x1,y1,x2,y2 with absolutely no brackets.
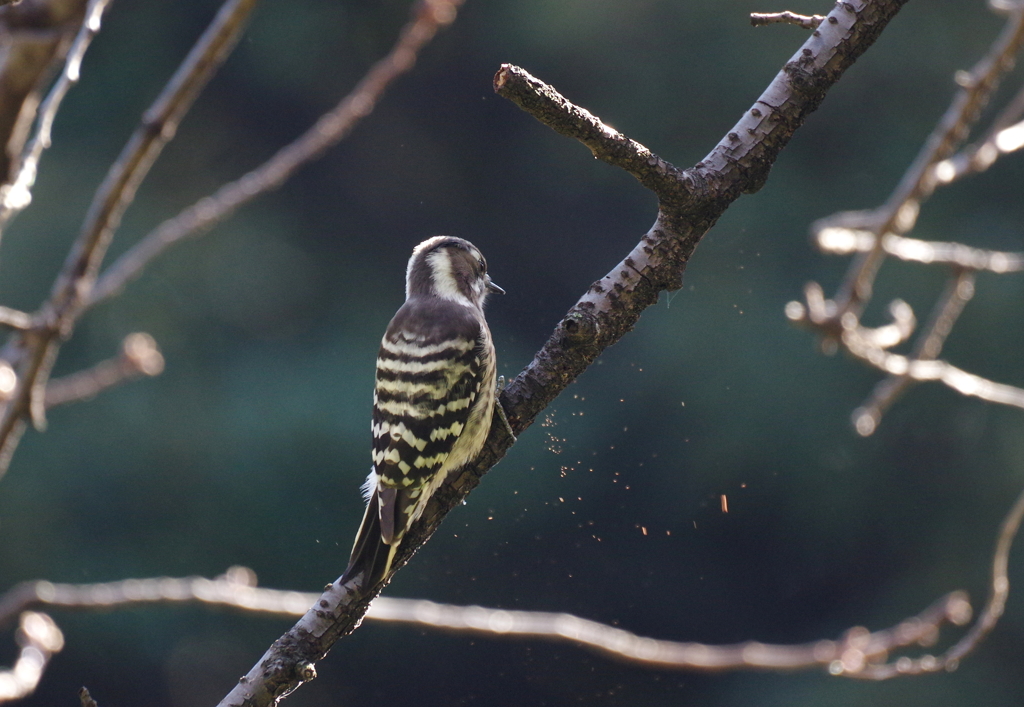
487,278,505,295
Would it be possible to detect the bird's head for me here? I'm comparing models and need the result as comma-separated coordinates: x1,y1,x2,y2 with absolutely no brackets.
406,236,503,308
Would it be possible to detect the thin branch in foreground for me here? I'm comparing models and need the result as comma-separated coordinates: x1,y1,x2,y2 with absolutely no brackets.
0,567,309,629
0,569,971,677
750,11,825,29
43,332,164,409
856,478,1024,679
88,0,465,308
0,611,63,704
368,592,970,674
0,0,110,235
4,467,1019,688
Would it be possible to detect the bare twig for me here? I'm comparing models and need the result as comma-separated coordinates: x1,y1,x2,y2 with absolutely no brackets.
750,11,825,29
43,332,164,409
78,687,98,707
3,473,1018,694
932,81,1024,185
848,270,976,435
89,0,464,307
0,612,63,704
0,0,109,235
815,228,1024,273
0,306,32,330
844,333,1024,426
54,0,258,308
853,480,1024,679
0,0,257,481
0,567,307,628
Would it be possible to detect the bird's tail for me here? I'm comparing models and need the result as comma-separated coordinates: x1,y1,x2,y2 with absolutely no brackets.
341,491,398,590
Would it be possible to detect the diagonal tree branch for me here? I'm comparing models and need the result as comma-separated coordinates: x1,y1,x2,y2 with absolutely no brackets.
216,2,911,705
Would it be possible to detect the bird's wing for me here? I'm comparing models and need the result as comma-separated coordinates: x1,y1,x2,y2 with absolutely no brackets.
370,299,484,545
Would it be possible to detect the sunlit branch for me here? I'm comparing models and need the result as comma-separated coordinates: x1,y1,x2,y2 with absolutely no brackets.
814,228,1024,273
0,567,307,628
0,0,111,236
750,11,825,29
43,333,164,409
792,3,1024,434
0,568,972,677
931,81,1024,186
844,326,1024,437
367,592,970,675
88,0,464,308
4,477,1017,691
849,271,976,436
834,3,1024,316
0,307,32,330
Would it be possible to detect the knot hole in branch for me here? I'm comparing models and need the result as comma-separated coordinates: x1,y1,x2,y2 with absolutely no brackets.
559,310,599,346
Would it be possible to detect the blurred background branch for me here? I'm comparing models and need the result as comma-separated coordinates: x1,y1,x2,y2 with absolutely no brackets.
42,332,163,409
0,611,63,704
87,0,464,308
0,565,975,696
787,0,1024,436
0,0,256,480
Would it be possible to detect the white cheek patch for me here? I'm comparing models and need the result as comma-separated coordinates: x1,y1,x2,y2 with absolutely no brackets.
428,250,473,307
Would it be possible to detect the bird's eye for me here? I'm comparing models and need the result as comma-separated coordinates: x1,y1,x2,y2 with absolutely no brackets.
478,258,486,272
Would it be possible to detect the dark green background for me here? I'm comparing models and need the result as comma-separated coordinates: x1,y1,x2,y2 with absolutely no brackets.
1,1,1023,705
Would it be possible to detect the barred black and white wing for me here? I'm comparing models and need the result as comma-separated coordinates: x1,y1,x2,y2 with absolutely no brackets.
343,298,487,587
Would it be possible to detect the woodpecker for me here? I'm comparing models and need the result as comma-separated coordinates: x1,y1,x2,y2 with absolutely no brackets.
342,236,502,589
